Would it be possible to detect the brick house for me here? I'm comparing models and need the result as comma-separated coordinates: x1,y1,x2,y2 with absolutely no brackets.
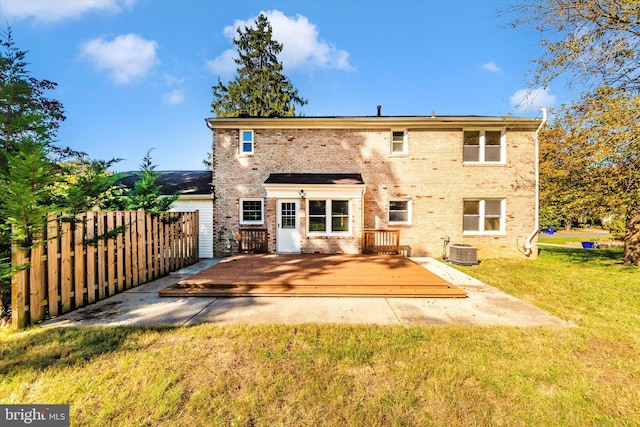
205,115,543,259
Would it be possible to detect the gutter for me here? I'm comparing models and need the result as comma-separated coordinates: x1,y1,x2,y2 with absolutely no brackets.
524,108,548,256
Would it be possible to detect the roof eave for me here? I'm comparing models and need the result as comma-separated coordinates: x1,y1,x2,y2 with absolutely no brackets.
205,116,542,130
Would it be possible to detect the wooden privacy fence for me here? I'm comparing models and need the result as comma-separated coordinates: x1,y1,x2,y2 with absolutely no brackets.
362,229,400,255
11,210,199,329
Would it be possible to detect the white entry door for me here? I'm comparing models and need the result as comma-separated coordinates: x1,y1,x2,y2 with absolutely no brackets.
277,200,300,253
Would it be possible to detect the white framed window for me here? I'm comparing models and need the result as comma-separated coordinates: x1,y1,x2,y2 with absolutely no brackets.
389,199,412,224
463,199,505,234
240,130,254,155
391,130,407,155
308,199,350,235
240,198,264,224
463,130,505,163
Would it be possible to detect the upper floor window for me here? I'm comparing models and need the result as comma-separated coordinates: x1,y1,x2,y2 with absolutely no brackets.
308,199,350,234
389,199,411,224
463,130,505,163
463,199,505,234
240,198,263,224
240,130,254,155
391,130,407,155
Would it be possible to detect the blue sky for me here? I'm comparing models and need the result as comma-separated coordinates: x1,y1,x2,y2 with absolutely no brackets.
0,0,568,172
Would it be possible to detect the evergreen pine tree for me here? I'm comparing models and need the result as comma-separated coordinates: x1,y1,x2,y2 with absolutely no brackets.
211,14,307,117
105,149,179,213
0,27,65,173
0,27,66,315
0,27,120,316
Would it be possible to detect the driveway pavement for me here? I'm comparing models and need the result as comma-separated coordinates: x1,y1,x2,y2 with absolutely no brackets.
42,258,572,328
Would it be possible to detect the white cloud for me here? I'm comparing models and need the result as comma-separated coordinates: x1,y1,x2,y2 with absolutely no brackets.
510,88,556,113
162,89,184,105
0,0,135,23
482,61,502,73
206,49,237,78
163,73,184,86
80,33,159,84
208,10,353,77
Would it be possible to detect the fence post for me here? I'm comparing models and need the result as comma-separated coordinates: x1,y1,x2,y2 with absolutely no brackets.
136,210,146,284
115,211,125,292
74,213,86,308
193,211,200,262
29,237,45,323
10,227,28,330
60,219,72,313
85,212,96,304
106,212,116,296
47,214,60,316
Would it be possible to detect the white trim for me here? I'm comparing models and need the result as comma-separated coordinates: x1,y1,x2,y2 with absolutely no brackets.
239,198,264,225
307,199,352,236
388,198,412,225
390,129,408,155
264,183,365,200
277,199,301,253
240,129,254,155
462,129,506,164
462,198,506,235
207,116,542,131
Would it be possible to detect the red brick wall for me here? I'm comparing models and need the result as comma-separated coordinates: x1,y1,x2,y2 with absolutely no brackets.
212,125,538,259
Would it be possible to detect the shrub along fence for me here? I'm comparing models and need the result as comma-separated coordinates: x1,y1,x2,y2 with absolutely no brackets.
11,210,199,329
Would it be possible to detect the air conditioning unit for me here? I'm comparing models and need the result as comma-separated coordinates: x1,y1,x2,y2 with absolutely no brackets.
449,244,478,266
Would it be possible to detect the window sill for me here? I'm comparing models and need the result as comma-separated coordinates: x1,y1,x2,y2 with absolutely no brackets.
462,232,506,237
462,162,506,166
307,233,353,239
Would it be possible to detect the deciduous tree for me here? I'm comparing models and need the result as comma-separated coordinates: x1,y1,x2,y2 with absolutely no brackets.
545,87,640,265
507,0,640,93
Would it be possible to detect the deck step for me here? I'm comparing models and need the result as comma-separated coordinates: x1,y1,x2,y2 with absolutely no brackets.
160,283,466,298
159,254,468,298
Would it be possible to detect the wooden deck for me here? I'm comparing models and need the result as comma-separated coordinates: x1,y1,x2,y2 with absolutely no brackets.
159,254,467,298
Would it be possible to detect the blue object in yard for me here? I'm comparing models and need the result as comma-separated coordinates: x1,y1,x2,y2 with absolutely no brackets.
547,227,555,234
581,241,594,249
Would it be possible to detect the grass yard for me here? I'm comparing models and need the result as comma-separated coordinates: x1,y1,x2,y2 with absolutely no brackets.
1,246,639,426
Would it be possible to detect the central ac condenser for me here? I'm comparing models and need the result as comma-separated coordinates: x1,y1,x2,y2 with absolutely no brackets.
448,244,478,265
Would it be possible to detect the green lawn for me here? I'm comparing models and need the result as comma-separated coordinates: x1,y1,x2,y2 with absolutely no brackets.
1,246,639,426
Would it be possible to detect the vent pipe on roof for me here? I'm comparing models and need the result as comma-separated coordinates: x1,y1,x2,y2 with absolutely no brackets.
377,105,381,116
431,110,435,118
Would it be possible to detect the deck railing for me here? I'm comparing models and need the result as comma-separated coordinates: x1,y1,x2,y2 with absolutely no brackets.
238,228,268,253
362,229,400,255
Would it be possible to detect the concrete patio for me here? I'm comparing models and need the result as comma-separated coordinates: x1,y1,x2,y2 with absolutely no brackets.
41,257,573,328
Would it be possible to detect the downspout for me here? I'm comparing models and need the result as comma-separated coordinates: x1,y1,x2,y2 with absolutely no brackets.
524,108,547,256
361,186,366,252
